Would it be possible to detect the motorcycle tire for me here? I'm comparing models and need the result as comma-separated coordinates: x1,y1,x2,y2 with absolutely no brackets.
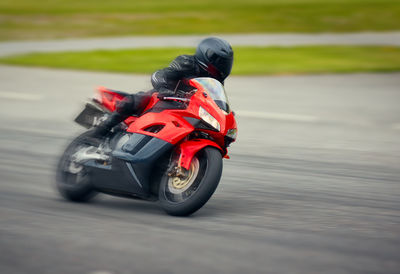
56,131,97,202
158,146,223,216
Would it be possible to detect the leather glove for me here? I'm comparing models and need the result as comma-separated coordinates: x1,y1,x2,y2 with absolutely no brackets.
157,88,175,99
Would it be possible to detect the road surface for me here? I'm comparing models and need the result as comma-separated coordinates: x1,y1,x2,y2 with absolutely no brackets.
0,65,399,274
1,32,400,57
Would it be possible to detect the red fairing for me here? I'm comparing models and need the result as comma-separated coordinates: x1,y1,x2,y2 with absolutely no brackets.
96,86,126,112
178,139,223,170
126,111,195,144
98,77,237,169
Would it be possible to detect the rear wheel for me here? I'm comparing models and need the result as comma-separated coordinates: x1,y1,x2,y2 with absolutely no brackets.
159,147,223,216
56,132,97,202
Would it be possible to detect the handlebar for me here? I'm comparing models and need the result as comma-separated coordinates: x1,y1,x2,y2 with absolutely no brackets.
160,96,191,103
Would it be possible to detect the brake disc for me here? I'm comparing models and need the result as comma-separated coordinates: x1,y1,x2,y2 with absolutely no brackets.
167,157,200,194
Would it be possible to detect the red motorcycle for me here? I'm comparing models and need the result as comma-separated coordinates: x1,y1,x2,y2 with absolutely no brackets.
56,77,237,216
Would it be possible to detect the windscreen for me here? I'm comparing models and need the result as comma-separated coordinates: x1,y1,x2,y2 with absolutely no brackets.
193,78,230,113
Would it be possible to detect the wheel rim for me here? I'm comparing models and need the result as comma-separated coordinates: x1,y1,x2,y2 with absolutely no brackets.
167,157,200,194
164,156,205,203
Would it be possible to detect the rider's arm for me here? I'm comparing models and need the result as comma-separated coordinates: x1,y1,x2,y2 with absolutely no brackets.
151,55,199,94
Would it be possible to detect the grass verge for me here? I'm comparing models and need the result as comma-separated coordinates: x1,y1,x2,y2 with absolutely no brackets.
0,0,400,40
1,46,400,75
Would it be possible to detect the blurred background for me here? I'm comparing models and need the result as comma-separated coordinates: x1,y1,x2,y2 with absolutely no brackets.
0,1,399,274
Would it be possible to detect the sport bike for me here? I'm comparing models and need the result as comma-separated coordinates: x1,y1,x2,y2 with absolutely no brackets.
56,77,237,216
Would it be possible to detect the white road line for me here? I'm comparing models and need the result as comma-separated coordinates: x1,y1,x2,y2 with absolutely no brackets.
1,32,400,57
0,91,43,101
89,271,114,274
236,110,319,123
392,123,400,130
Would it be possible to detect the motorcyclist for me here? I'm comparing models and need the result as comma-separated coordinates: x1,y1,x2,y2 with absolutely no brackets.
92,37,234,138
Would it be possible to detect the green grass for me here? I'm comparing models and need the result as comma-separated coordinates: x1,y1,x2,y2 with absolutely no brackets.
1,46,400,75
0,0,400,40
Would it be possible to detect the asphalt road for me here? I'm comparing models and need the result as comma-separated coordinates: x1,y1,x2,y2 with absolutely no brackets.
0,65,399,274
1,32,400,57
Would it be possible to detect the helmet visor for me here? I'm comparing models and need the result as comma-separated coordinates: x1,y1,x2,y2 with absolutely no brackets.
206,51,233,80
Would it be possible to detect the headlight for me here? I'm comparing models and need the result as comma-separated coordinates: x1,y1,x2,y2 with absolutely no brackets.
199,106,220,131
226,128,237,140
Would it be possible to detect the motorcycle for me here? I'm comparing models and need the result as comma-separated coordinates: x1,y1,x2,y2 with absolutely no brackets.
56,77,237,216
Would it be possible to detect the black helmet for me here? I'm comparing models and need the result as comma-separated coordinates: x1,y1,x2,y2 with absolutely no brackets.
195,37,234,81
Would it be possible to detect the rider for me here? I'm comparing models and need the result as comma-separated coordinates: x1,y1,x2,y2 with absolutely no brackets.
92,37,234,138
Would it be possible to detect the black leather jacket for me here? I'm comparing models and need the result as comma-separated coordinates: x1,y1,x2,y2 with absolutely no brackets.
151,54,223,93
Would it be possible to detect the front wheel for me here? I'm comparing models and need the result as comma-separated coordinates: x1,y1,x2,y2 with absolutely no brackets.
158,147,223,216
